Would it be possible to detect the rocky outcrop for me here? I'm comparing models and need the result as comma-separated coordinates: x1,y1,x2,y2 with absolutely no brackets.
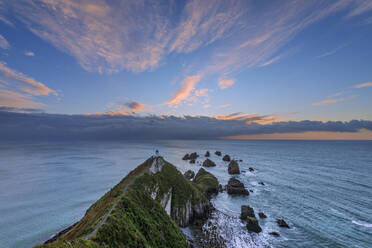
258,212,267,219
222,154,231,162
215,151,222,156
226,178,249,195
205,151,210,157
202,158,216,167
249,167,254,172
182,153,190,160
240,205,255,220
246,217,262,233
228,160,240,174
277,219,290,228
184,170,195,180
258,181,265,186
193,168,219,198
189,152,199,160
190,159,196,164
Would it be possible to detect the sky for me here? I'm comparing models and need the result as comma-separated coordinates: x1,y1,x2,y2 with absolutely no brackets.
0,0,372,140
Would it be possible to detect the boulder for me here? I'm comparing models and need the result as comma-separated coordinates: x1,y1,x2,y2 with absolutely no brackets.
194,168,219,197
239,159,243,162
249,167,254,172
246,217,262,233
189,152,199,160
240,205,255,220
190,159,196,164
226,178,249,195
218,184,223,192
205,151,210,157
202,158,216,167
182,154,190,160
277,219,290,228
228,160,240,174
215,151,222,156
269,232,280,237
258,212,267,219
184,170,195,180
222,154,231,162
258,181,265,186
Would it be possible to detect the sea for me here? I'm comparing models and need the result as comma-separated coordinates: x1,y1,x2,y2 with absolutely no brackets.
0,140,371,248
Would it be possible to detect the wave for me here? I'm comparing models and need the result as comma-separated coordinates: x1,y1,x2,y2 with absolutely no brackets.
352,220,372,228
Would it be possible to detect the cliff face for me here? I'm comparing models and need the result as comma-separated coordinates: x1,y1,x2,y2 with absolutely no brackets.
37,156,217,248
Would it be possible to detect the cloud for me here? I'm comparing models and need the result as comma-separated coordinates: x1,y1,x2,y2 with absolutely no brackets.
24,51,35,56
91,101,149,116
0,61,57,96
353,82,372,88
218,79,235,89
259,55,282,67
0,111,371,141
0,34,10,49
317,44,347,58
0,106,43,113
167,75,202,106
312,97,345,106
218,104,231,109
0,89,44,108
125,101,146,113
215,112,286,124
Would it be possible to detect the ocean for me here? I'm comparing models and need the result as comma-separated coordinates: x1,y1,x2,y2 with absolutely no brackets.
0,140,371,248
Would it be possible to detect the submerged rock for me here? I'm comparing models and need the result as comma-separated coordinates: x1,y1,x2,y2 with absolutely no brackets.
190,159,196,164
246,217,262,233
222,154,231,162
228,160,240,174
240,205,255,220
194,168,219,197
249,167,254,172
269,231,280,237
202,158,216,167
184,170,195,180
258,212,267,219
226,178,249,195
277,219,290,228
205,151,210,157
258,181,265,186
215,151,222,156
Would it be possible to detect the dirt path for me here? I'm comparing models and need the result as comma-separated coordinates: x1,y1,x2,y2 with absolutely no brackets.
85,178,135,240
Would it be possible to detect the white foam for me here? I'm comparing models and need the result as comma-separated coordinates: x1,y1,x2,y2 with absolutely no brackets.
352,220,372,228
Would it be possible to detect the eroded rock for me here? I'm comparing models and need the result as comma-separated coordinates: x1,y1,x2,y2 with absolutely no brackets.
202,158,216,167
277,219,290,228
226,178,249,195
205,151,210,157
246,217,262,233
258,212,267,219
222,154,231,162
228,160,240,174
240,205,255,220
184,170,195,180
215,151,222,156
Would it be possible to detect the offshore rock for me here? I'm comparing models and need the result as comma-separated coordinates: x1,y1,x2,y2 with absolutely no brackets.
269,231,280,237
246,217,262,233
215,151,222,156
277,219,290,228
222,154,231,162
228,160,240,174
240,205,255,220
226,178,249,195
183,154,190,160
202,158,216,167
205,151,210,157
258,212,267,219
189,152,199,160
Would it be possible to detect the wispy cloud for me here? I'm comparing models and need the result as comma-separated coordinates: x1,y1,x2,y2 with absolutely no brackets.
353,82,372,88
312,97,345,106
259,55,282,67
215,112,285,124
218,104,231,109
92,101,149,116
167,75,202,106
218,79,235,89
0,89,43,108
317,44,347,58
24,51,35,56
0,34,10,49
0,62,57,96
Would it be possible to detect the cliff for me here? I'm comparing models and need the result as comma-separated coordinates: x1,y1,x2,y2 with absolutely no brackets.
36,156,217,248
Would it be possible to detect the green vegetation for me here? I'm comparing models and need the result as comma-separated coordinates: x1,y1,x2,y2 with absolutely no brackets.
35,157,217,248
193,168,219,197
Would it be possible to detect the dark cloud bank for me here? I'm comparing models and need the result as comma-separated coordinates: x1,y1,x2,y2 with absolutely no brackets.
1,110,372,141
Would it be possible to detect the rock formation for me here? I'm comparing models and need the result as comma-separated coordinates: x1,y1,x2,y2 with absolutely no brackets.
277,219,290,228
205,151,210,157
184,170,195,180
202,158,216,167
215,151,222,156
228,160,240,174
226,178,249,195
258,212,267,219
222,154,231,162
246,217,262,233
240,205,255,220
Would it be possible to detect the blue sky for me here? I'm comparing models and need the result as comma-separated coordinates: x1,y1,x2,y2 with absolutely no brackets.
0,0,372,139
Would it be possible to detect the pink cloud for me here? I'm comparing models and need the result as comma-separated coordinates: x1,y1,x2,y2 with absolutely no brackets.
167,75,202,106
353,82,372,88
0,89,43,108
312,97,345,106
218,79,235,89
0,62,57,96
